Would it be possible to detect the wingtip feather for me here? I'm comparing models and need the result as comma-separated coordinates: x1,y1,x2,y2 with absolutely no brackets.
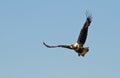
85,10,92,22
43,42,48,47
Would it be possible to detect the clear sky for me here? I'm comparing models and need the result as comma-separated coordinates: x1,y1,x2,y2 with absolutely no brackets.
0,0,120,78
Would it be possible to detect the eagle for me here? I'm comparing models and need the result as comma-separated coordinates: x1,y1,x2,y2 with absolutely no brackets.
43,12,92,57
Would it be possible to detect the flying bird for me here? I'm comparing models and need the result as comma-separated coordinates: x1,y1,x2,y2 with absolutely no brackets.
43,12,92,57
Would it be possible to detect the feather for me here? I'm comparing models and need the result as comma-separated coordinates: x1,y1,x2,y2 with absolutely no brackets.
77,12,92,45
43,42,72,49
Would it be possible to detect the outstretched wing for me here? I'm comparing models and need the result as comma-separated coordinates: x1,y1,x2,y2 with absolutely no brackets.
43,42,72,49
77,12,92,45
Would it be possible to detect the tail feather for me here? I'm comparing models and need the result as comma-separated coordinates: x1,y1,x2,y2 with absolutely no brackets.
78,47,89,57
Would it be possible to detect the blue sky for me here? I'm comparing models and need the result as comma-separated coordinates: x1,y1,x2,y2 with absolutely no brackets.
0,0,120,78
